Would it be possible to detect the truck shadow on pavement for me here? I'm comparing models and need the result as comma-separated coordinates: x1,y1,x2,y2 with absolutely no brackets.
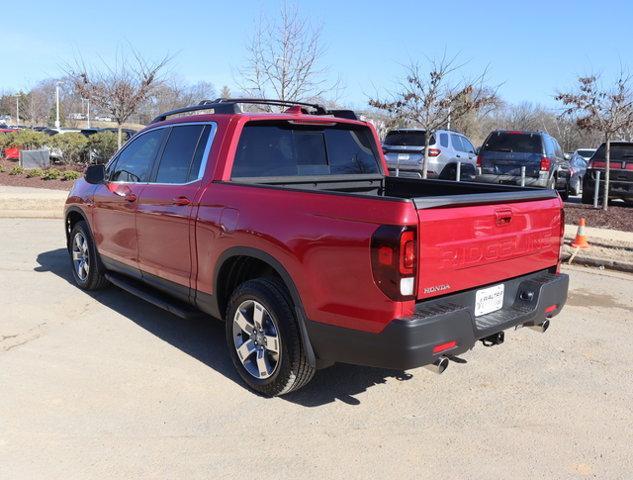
35,248,414,407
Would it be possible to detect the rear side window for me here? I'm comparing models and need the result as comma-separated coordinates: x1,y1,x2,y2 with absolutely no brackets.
482,132,542,154
439,133,449,148
461,137,476,154
109,129,165,182
450,134,464,152
232,123,381,178
154,125,207,183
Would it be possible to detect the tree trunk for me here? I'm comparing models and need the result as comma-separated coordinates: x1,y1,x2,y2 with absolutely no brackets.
117,124,123,149
603,135,610,212
421,131,430,179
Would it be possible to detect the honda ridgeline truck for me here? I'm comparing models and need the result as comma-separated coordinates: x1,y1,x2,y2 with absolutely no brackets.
65,99,569,396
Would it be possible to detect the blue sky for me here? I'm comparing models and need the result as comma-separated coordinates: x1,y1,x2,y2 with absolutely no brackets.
2,0,632,109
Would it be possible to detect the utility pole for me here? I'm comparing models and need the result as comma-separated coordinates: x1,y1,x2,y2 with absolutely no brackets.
16,94,19,126
86,98,91,129
55,82,61,129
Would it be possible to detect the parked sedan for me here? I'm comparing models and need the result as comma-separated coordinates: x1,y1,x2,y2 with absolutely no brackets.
573,148,596,162
568,152,589,195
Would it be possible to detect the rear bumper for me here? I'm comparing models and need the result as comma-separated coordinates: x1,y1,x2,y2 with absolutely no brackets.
584,169,633,199
474,173,549,188
306,270,568,370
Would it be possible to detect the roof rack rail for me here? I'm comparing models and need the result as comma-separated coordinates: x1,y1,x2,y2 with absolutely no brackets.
151,98,359,124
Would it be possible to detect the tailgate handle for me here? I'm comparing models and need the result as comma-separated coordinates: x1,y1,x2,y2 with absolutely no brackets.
495,209,513,226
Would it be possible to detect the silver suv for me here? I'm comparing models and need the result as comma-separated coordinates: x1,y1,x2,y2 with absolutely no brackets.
382,129,478,180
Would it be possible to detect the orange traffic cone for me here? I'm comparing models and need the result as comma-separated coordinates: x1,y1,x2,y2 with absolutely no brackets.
571,218,590,249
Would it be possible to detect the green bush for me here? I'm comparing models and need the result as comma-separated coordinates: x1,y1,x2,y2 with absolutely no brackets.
0,132,16,154
3,130,50,150
9,166,24,175
87,131,119,164
61,170,81,181
49,133,89,164
26,168,45,178
0,165,5,173
42,168,62,180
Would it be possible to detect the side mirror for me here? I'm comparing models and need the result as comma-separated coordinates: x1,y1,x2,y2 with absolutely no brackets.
85,164,106,184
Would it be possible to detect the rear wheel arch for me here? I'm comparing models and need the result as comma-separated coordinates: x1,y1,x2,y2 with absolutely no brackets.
214,247,316,367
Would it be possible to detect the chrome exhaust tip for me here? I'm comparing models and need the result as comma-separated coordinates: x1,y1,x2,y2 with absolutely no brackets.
528,319,550,333
424,356,449,375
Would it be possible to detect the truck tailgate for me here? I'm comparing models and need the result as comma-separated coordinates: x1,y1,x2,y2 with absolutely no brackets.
416,197,562,300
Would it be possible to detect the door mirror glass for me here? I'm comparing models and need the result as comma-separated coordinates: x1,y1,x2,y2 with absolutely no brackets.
85,164,105,184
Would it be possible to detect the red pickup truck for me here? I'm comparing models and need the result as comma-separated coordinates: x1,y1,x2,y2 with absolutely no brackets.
65,99,568,396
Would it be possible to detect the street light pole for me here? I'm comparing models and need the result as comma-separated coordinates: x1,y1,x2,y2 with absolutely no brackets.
55,82,61,129
16,95,19,126
86,98,91,129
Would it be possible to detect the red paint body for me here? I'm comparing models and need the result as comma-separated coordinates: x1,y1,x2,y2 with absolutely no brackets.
65,111,564,335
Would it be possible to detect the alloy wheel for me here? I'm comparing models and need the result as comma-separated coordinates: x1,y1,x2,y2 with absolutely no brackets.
232,300,281,379
72,231,90,281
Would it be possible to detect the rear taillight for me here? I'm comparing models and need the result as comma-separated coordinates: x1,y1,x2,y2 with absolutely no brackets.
427,148,441,157
476,155,482,167
371,225,417,300
540,157,551,171
556,207,565,274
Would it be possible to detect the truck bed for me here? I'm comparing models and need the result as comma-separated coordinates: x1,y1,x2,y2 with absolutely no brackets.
231,174,559,209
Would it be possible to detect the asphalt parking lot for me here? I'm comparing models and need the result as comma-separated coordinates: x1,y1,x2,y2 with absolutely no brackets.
1,218,632,479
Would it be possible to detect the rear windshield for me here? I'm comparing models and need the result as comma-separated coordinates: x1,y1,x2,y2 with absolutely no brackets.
577,149,595,158
482,132,542,154
231,122,381,178
383,130,433,146
592,143,633,160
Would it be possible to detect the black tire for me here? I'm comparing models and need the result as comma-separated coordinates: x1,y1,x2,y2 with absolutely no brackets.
559,183,569,201
581,188,594,205
439,165,456,180
225,277,315,397
68,221,109,290
571,177,582,196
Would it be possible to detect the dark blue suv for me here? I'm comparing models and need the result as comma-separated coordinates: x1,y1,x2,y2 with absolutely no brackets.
475,130,570,199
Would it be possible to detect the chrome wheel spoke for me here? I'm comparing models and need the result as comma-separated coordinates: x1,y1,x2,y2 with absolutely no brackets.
256,348,272,377
235,311,254,335
72,251,82,261
264,334,279,354
236,340,256,365
253,303,264,330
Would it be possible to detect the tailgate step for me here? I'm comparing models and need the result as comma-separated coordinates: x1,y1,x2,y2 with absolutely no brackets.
105,272,204,320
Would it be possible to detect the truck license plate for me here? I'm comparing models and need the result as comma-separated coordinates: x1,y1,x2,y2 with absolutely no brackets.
397,154,410,161
475,284,504,316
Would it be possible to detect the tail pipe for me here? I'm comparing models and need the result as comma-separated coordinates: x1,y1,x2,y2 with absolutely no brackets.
528,319,550,333
424,356,449,375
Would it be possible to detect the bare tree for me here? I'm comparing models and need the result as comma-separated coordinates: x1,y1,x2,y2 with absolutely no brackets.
219,85,231,99
144,79,216,122
556,72,633,211
236,3,338,105
66,49,171,147
369,53,499,178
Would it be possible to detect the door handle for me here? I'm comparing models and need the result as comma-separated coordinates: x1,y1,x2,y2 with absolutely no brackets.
495,209,512,226
124,192,137,202
173,196,191,206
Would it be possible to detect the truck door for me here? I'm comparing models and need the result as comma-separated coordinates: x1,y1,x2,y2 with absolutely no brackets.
92,128,166,274
135,123,213,302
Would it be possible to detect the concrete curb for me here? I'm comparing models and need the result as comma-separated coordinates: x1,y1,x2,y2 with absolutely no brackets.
562,252,633,273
